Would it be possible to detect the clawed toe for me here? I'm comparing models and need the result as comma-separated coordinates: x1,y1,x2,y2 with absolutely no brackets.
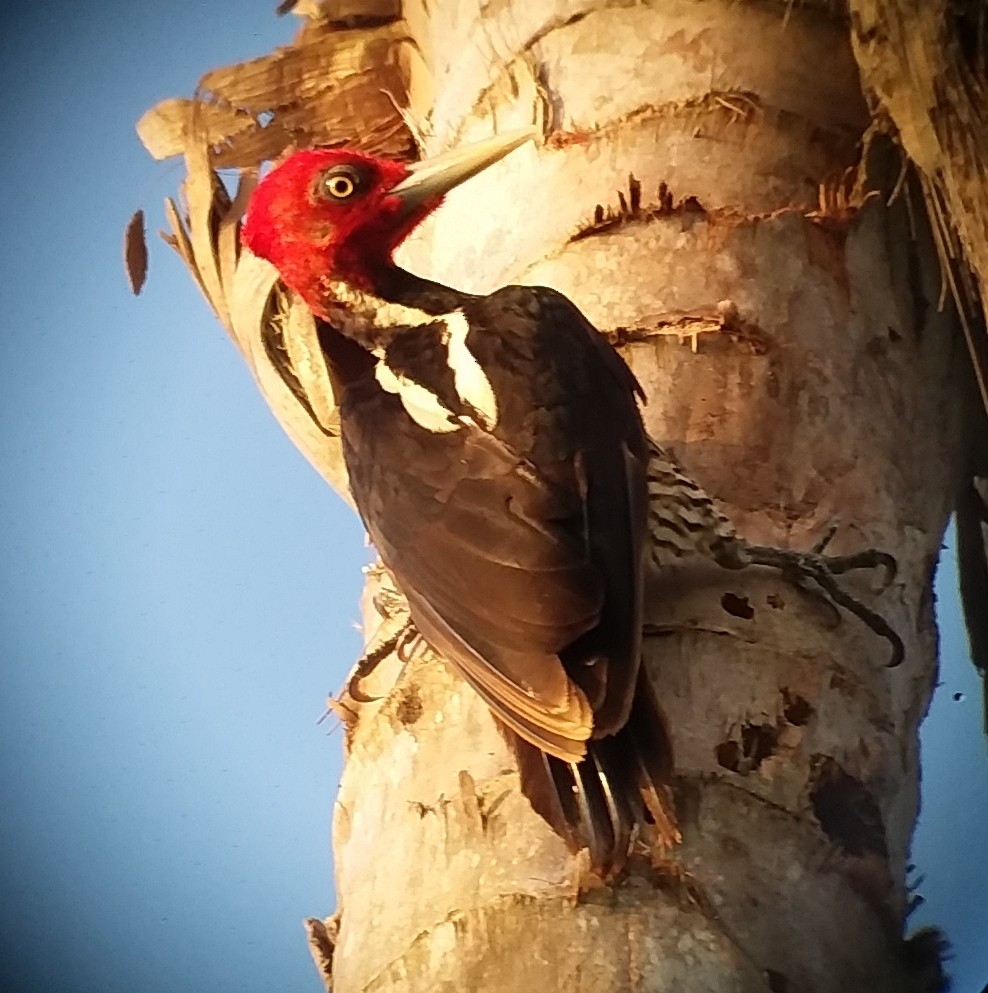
804,522,897,588
809,566,905,667
346,619,420,703
732,537,903,667
817,549,897,589
810,522,839,555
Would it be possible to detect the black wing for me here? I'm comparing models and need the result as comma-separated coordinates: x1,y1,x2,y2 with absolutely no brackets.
339,285,650,762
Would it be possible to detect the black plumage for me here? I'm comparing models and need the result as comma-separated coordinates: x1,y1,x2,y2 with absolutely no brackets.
316,278,678,872
242,135,900,874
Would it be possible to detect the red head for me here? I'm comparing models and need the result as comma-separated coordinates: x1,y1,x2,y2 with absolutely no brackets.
242,129,538,316
242,149,425,313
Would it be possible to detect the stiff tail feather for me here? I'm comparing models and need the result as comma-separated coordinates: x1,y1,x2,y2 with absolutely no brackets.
512,671,679,876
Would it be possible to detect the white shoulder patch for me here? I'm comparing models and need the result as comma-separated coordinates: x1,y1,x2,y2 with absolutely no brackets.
360,303,498,436
374,359,461,434
442,311,499,430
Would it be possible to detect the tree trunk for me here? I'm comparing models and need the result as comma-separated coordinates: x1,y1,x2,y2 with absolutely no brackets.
327,2,963,991
133,1,971,989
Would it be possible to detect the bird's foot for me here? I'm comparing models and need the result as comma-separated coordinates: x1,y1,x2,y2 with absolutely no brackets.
722,525,903,667
346,619,421,703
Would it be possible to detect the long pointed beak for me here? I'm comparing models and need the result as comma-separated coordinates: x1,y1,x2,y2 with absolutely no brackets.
389,127,538,215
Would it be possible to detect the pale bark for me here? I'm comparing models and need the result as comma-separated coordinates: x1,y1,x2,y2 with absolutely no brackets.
331,2,962,991
134,1,969,990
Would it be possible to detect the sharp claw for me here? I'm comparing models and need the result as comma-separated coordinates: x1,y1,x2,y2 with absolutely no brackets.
886,640,905,668
346,619,418,702
736,538,902,666
396,629,423,663
346,673,383,703
797,556,905,667
877,552,897,588
816,548,898,589
811,521,839,555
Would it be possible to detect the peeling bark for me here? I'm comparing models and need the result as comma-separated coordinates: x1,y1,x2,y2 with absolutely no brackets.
332,2,962,991
848,0,988,737
136,0,969,989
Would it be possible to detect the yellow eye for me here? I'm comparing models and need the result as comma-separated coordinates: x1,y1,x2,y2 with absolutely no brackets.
326,175,354,198
318,166,363,201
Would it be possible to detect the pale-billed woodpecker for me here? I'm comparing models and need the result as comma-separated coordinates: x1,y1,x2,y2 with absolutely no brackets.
242,129,901,874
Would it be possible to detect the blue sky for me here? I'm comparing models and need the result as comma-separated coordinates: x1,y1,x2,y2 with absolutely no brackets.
0,3,984,992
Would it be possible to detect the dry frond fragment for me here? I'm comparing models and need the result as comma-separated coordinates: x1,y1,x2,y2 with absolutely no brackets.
304,914,339,993
136,99,256,162
136,20,414,169
124,210,148,295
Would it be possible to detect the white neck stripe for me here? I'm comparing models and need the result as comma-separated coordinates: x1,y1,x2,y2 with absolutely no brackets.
442,311,499,429
324,280,436,331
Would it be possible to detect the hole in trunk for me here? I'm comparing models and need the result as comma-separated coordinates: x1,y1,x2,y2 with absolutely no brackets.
721,592,754,619
809,756,888,857
395,685,423,726
715,740,741,772
716,723,778,774
782,689,814,726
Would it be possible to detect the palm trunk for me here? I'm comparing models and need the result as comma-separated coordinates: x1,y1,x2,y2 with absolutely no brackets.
328,2,963,991
137,1,969,990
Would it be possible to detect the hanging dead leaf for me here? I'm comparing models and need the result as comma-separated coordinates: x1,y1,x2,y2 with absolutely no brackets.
133,4,418,503
200,26,394,111
124,209,148,295
137,98,256,161
138,20,413,166
281,292,339,433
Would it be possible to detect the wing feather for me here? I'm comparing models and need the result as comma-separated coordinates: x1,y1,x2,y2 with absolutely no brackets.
341,284,650,764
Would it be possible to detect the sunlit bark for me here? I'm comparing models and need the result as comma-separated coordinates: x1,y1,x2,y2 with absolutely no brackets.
137,1,970,989
329,2,961,991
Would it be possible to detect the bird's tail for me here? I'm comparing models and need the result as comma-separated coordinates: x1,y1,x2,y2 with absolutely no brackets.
513,671,679,877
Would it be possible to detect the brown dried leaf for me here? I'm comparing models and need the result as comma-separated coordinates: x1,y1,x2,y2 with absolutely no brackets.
209,123,295,171
849,0,988,418
194,22,413,166
229,253,351,496
138,16,413,166
204,92,412,169
183,144,230,328
136,98,256,160
200,25,401,110
162,199,199,285
134,3,413,505
124,209,148,295
162,196,218,319
282,299,339,434
217,169,259,307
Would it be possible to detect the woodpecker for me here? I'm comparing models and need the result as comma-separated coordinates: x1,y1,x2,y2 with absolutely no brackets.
242,129,900,874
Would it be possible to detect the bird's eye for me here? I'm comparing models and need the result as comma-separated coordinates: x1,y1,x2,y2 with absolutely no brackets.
317,166,363,202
